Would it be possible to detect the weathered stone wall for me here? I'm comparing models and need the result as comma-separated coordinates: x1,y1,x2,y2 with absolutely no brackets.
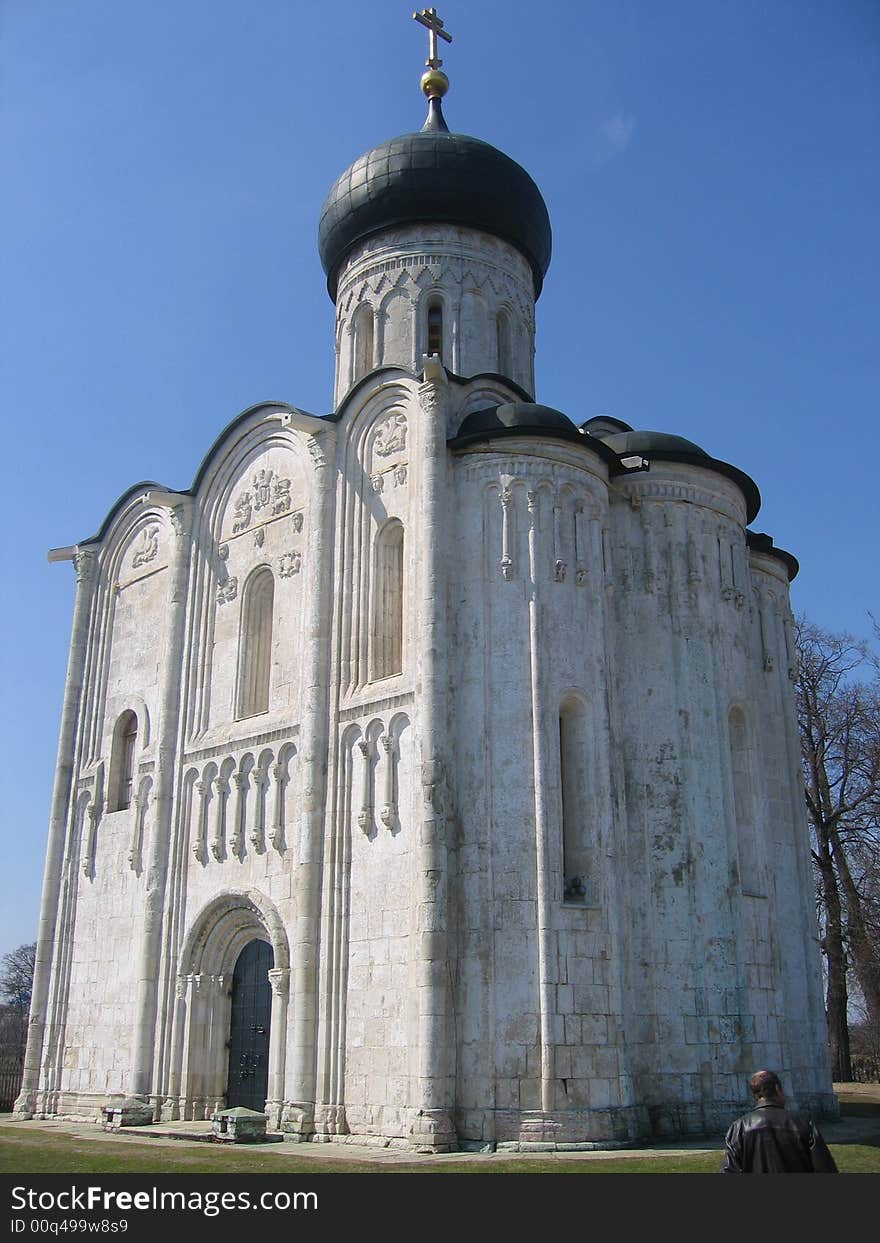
26,244,834,1145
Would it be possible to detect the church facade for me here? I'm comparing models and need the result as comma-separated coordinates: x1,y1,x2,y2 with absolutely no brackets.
17,37,835,1149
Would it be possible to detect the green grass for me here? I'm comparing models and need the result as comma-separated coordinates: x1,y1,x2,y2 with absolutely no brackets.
1,1125,877,1174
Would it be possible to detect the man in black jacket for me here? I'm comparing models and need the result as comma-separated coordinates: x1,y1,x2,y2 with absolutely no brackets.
720,1070,839,1173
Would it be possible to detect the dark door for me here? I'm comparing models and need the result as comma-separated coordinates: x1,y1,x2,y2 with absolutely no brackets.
225,938,273,1111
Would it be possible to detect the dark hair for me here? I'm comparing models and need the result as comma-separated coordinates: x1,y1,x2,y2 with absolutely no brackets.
749,1070,782,1100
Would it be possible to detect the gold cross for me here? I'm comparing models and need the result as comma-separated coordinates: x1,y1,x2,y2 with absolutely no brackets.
413,7,452,70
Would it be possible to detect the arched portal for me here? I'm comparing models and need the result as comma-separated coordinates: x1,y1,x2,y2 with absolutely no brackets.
226,939,274,1110
164,890,290,1126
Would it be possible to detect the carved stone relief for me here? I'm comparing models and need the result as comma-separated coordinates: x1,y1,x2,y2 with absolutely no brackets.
371,465,408,494
373,412,408,459
131,526,159,569
279,551,302,578
272,476,291,516
232,493,252,534
231,470,293,534
216,577,238,606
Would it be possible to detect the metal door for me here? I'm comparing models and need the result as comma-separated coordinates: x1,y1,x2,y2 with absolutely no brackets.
225,938,273,1111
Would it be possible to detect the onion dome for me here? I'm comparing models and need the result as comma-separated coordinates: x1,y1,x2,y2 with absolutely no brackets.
318,92,552,302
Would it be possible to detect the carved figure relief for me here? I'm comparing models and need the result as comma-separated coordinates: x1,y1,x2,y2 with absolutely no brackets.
252,469,274,512
217,577,238,606
373,412,408,458
232,493,252,534
291,512,304,533
279,551,302,577
272,476,291,515
131,525,159,569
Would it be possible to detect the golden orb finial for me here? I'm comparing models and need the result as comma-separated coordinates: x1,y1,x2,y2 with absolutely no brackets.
420,68,449,100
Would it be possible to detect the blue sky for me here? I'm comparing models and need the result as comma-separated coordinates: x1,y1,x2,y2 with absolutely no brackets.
1,0,878,955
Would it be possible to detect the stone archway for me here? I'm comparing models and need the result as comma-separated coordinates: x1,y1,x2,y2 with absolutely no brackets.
163,890,290,1125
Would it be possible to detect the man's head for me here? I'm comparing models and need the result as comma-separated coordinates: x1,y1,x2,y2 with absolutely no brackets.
749,1070,784,1104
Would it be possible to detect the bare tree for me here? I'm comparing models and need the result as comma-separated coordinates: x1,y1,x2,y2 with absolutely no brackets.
0,942,36,1061
796,620,880,1080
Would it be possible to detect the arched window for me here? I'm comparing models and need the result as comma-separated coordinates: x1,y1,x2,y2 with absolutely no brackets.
109,710,138,812
559,697,591,903
371,520,404,680
496,310,511,376
426,301,443,359
353,304,374,381
236,567,274,719
729,707,764,895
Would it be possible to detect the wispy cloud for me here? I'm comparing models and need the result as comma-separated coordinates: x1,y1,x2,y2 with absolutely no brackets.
600,113,636,158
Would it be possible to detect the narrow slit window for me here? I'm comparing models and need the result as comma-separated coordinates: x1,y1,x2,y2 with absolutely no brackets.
371,520,404,680
559,698,591,903
236,567,274,719
110,710,138,812
496,310,511,376
729,707,764,895
426,302,443,359
353,305,374,381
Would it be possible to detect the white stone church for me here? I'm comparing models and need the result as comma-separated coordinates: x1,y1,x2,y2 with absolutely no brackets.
17,21,836,1149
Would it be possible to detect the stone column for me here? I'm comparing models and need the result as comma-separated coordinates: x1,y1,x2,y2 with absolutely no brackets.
266,967,290,1129
210,776,229,861
176,974,199,1120
185,974,208,1118
249,767,267,852
130,498,193,1101
526,488,556,1121
411,361,456,1152
128,781,150,871
192,779,209,862
15,548,97,1117
229,772,246,860
161,975,189,1120
356,738,373,834
208,974,230,1114
283,426,336,1140
269,763,285,851
379,734,397,830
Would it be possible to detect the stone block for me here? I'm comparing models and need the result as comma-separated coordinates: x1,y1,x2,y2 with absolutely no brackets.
212,1107,268,1143
101,1097,154,1129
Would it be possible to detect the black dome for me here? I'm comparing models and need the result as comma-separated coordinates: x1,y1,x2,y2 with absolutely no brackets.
454,402,577,441
449,403,620,468
319,115,552,302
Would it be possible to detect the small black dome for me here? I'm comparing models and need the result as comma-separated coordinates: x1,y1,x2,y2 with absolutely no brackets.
319,112,552,302
602,430,708,457
604,428,761,522
454,402,576,441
